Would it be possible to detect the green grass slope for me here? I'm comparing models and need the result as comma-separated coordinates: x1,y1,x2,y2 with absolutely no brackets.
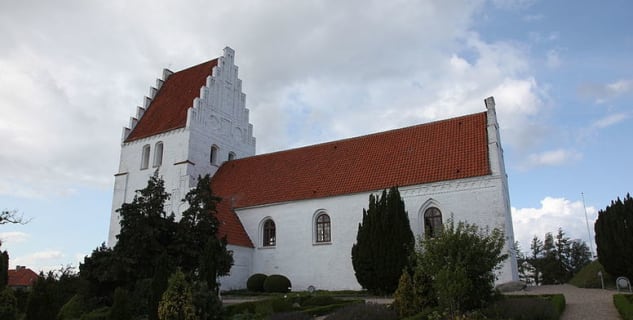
569,260,616,289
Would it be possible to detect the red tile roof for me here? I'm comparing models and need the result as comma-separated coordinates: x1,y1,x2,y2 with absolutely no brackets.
125,59,219,142
212,112,491,247
8,267,39,287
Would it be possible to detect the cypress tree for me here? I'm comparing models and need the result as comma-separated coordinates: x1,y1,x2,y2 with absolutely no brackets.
351,187,414,294
0,250,8,288
595,194,633,279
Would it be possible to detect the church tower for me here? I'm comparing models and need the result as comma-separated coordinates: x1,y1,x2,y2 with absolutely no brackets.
108,47,256,246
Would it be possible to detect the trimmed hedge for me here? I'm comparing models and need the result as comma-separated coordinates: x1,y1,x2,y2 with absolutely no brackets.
263,274,291,293
246,273,268,292
484,294,565,320
614,294,633,320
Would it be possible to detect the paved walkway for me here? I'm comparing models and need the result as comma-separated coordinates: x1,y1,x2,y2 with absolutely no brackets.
507,284,621,320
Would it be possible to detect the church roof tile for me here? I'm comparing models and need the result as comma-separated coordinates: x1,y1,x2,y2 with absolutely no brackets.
212,112,491,247
125,59,218,142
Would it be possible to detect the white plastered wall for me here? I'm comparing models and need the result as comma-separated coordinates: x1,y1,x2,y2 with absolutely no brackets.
234,173,517,291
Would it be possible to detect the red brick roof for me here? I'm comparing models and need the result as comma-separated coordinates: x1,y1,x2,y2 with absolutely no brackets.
8,267,39,287
125,59,219,142
212,112,491,247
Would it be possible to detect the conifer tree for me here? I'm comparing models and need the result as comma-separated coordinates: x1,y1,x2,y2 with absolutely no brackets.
0,249,8,288
158,270,195,320
351,187,414,294
595,194,633,279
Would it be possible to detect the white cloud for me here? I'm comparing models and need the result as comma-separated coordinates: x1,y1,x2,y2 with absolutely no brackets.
10,250,65,272
579,79,633,103
0,231,29,244
0,0,547,197
522,149,582,168
512,197,597,254
592,112,630,129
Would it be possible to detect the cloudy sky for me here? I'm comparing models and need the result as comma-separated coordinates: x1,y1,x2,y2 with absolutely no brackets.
1,0,631,272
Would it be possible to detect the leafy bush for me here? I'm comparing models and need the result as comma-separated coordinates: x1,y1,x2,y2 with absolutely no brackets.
246,274,267,292
108,287,131,320
324,303,397,320
57,294,86,320
614,294,633,320
0,287,18,320
80,307,110,320
263,275,291,293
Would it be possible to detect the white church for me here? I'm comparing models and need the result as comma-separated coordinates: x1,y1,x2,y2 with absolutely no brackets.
109,47,519,291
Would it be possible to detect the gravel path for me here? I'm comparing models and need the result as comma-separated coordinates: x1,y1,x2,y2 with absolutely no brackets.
507,284,620,320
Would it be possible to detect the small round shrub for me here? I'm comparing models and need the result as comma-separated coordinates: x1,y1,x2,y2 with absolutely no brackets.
246,273,268,292
263,274,292,293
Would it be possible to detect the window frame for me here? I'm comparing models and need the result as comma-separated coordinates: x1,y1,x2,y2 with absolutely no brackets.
210,145,219,165
153,141,163,167
314,213,331,243
228,152,236,161
140,144,150,170
262,219,276,247
424,207,443,238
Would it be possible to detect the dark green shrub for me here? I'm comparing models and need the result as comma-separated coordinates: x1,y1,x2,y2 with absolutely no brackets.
268,311,312,320
108,288,131,320
484,296,562,320
270,298,294,313
614,294,633,320
80,307,110,320
263,275,291,293
57,294,86,320
225,301,257,316
246,274,267,292
324,303,397,320
0,287,18,320
549,294,566,315
302,295,337,307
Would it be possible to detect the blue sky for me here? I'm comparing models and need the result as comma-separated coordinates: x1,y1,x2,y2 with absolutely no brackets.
1,0,631,272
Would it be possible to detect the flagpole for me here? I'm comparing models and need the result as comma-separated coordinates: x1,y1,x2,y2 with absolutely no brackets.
581,192,595,258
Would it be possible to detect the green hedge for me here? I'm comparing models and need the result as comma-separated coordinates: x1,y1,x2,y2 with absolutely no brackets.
614,294,633,320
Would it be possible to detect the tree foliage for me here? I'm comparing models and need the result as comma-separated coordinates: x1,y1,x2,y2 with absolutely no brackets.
518,228,591,285
0,287,17,320
25,267,79,320
0,249,8,288
78,173,232,318
595,194,633,279
351,187,414,294
158,270,196,320
0,210,30,225
417,220,507,313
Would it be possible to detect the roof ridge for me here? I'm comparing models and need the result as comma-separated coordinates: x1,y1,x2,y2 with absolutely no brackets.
229,111,487,161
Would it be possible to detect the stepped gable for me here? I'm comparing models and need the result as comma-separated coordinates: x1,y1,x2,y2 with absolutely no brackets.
213,111,491,246
125,59,219,142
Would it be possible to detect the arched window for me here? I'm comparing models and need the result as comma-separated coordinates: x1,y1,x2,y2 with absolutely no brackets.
153,142,163,167
210,145,218,165
315,213,331,243
263,219,276,247
424,207,443,238
141,144,150,169
228,152,236,161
